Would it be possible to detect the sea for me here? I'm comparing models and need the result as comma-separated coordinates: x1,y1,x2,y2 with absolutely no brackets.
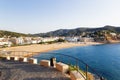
35,43,120,80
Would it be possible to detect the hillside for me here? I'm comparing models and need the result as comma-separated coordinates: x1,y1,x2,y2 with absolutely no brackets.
33,25,120,37
1,25,120,37
0,30,29,37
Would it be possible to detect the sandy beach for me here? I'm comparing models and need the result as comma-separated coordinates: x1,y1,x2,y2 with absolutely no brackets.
0,42,102,57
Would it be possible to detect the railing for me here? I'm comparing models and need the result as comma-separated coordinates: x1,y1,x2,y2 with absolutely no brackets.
33,52,105,80
0,50,105,80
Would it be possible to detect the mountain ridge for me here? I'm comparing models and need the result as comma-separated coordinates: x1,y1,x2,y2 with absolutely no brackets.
34,25,120,37
0,25,120,37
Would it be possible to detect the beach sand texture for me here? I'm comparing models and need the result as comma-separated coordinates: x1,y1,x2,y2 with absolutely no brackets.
0,42,102,57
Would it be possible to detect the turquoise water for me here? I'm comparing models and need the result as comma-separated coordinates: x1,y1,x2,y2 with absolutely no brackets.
36,44,120,80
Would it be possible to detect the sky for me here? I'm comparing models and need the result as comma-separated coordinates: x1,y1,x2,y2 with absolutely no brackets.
0,0,120,34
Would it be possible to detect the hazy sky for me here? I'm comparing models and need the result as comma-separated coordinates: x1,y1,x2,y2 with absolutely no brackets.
0,0,120,33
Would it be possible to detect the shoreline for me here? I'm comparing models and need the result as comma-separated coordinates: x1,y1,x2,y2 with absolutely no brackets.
0,42,103,57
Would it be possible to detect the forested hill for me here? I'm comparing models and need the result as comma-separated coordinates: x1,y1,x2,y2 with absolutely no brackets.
33,25,120,37
0,30,29,37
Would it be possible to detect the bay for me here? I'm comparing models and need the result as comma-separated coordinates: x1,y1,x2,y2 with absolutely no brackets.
35,44,120,80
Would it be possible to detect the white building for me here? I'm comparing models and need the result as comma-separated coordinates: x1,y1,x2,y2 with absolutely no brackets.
17,37,24,45
24,37,32,44
42,37,59,42
9,37,24,45
31,40,38,44
31,37,42,44
110,33,116,36
65,37,79,42
80,37,94,42
0,38,12,47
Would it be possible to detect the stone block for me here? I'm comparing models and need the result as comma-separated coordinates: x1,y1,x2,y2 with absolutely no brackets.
6,56,10,60
19,57,28,62
23,57,28,62
56,62,69,73
10,57,14,60
28,58,37,64
40,60,50,67
19,57,24,62
14,57,19,61
70,71,85,80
